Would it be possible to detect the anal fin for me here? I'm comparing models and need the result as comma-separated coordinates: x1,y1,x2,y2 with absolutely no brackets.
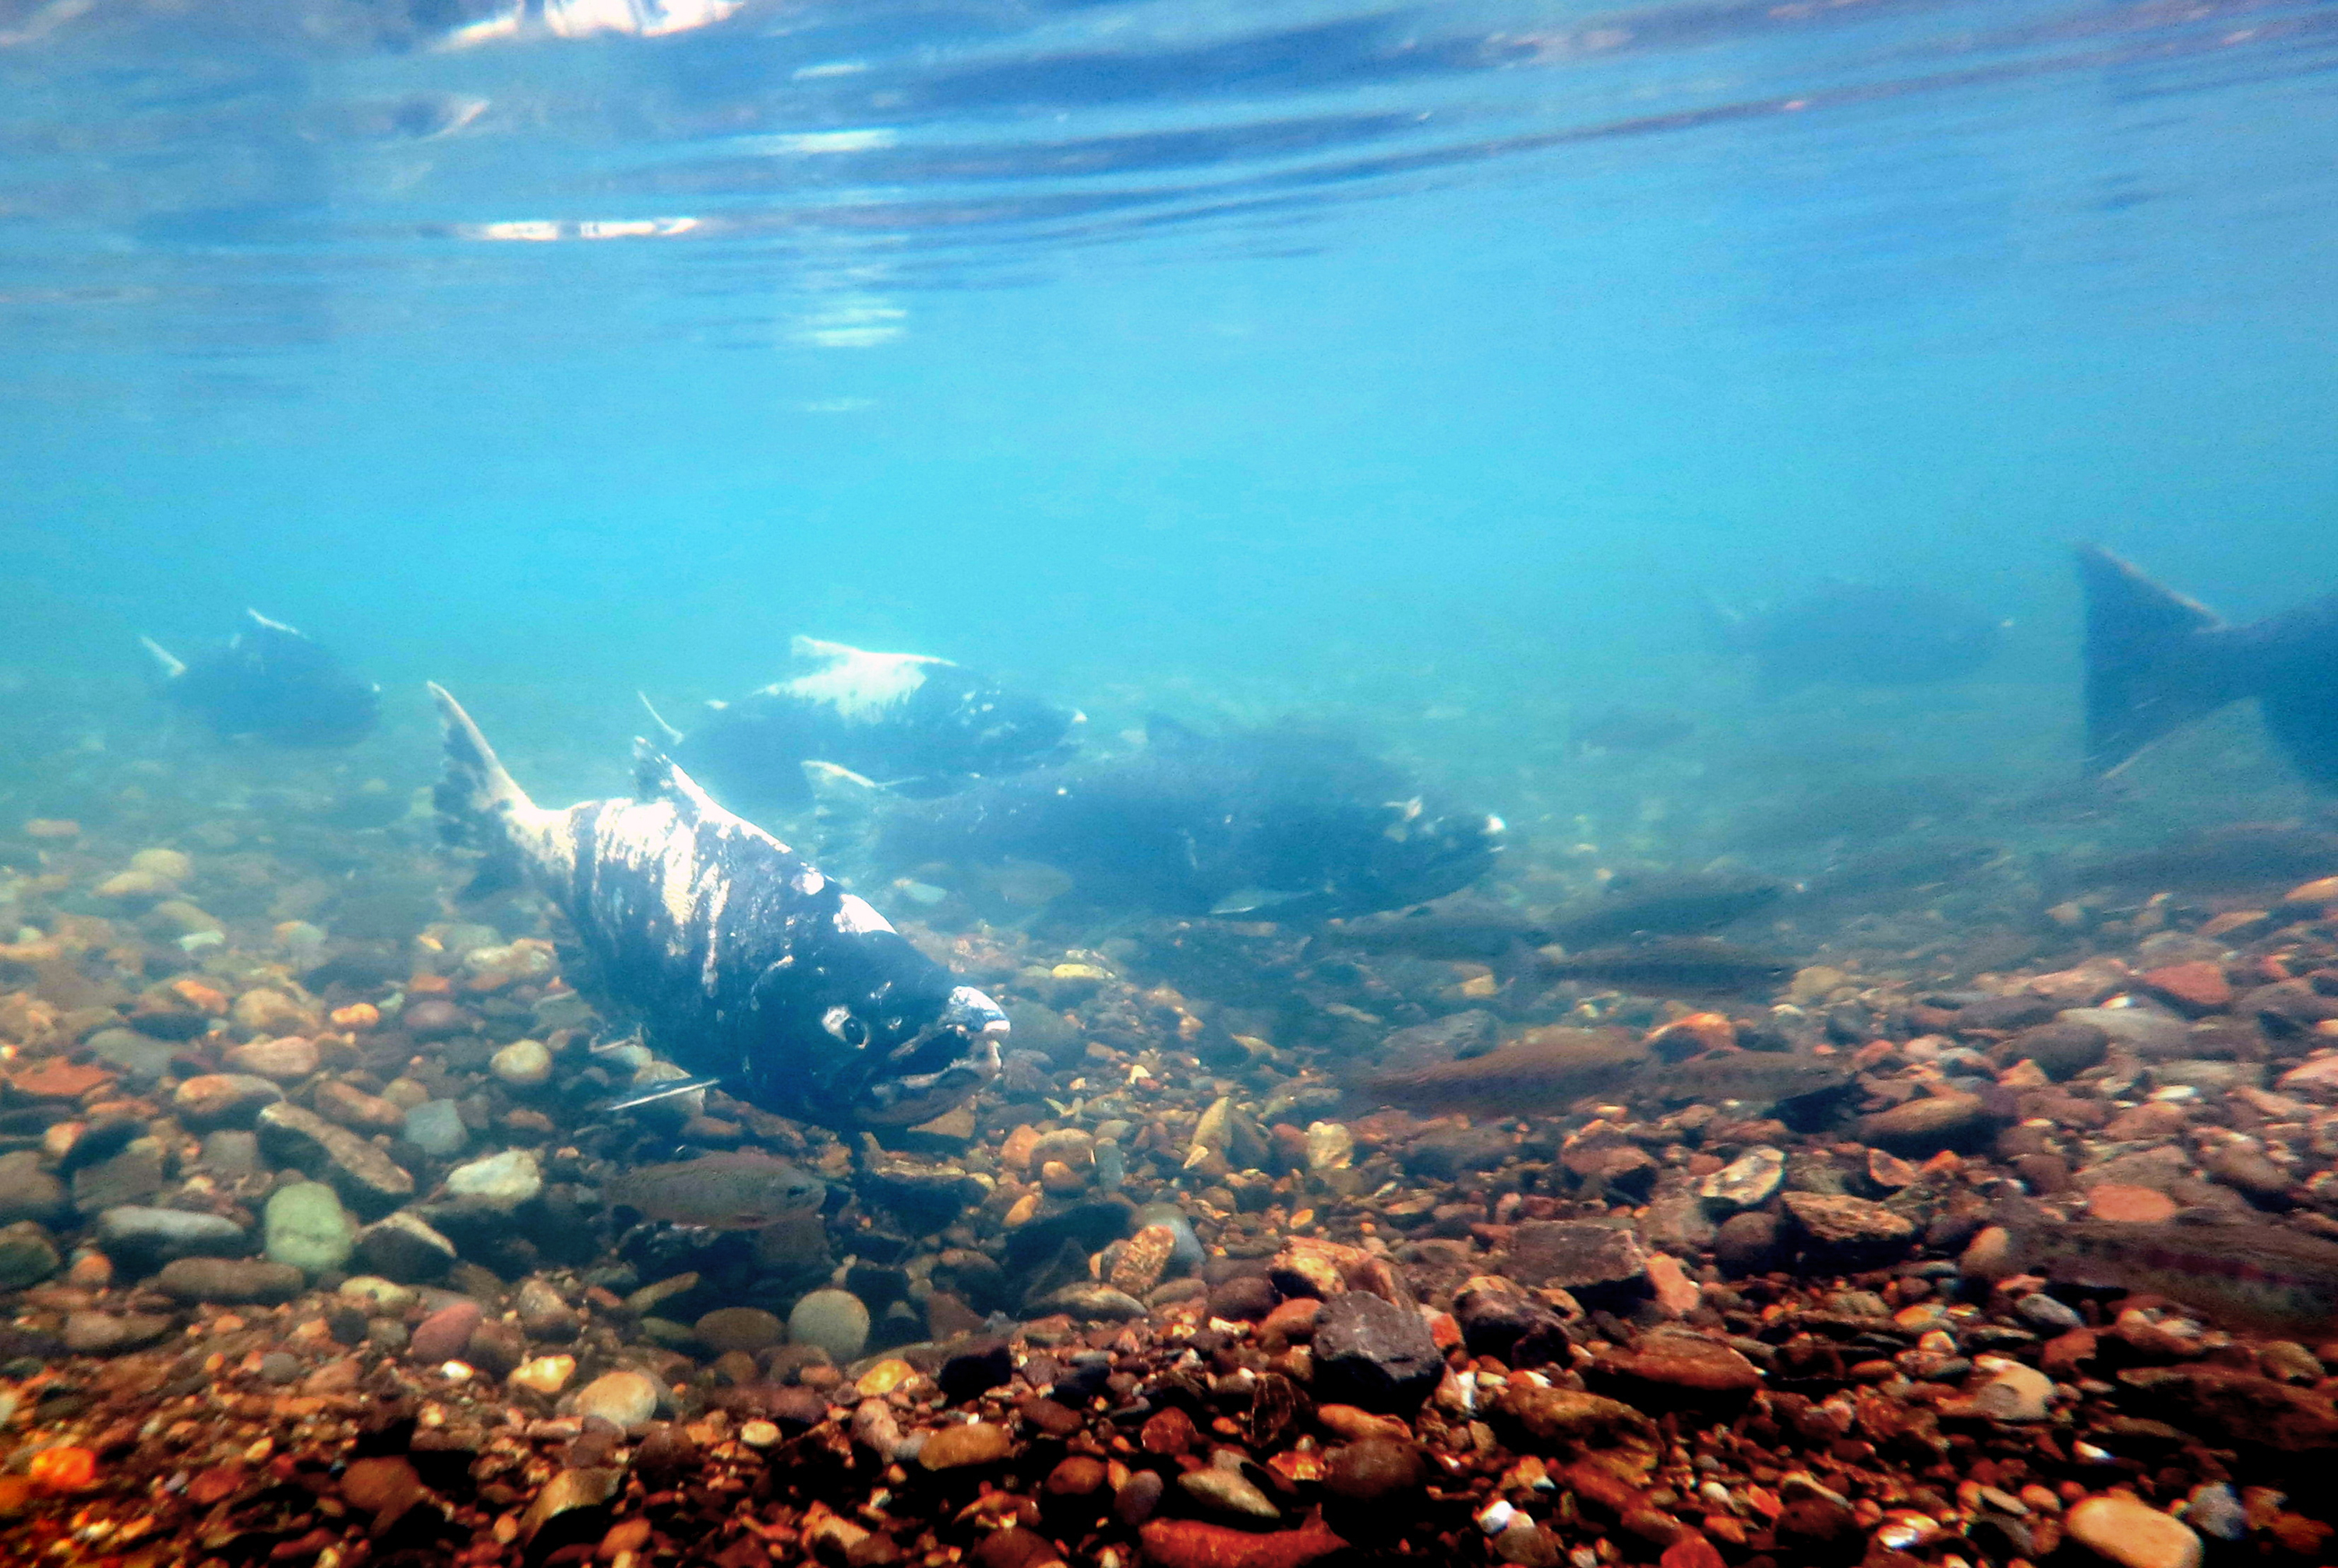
598,1075,726,1114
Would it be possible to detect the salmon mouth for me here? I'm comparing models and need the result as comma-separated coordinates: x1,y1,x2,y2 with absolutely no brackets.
846,985,1008,1125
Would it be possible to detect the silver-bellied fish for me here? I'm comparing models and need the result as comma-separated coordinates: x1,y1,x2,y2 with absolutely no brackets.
429,683,1007,1128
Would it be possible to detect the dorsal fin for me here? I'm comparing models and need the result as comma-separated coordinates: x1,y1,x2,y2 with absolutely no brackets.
789,634,855,668
631,740,726,821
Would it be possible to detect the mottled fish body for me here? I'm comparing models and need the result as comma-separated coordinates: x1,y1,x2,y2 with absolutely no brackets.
2016,1220,2338,1339
855,719,1505,920
1630,1049,1850,1110
429,683,1005,1128
604,1152,825,1230
1534,937,1796,1001
1362,1026,1647,1117
143,610,380,747
646,636,1082,815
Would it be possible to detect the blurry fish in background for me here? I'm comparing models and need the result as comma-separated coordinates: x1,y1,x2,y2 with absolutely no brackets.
815,718,1504,922
2078,543,2338,790
1632,1049,1851,1111
641,636,1083,818
2050,821,2338,896
141,610,380,747
2011,1218,2338,1340
1531,936,1796,1001
1546,868,1786,946
1707,582,2008,690
1570,705,1696,755
1322,898,1554,964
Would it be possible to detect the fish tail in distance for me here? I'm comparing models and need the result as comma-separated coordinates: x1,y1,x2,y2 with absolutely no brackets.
426,682,535,898
2077,542,2241,778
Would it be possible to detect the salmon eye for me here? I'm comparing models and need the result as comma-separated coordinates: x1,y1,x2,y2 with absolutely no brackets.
821,1006,870,1047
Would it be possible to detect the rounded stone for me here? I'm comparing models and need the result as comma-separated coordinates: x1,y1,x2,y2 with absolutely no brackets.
788,1288,870,1362
402,1100,468,1157
411,1300,483,1361
224,1037,320,1082
264,1181,357,1274
443,1149,542,1209
918,1421,1012,1470
2066,1496,2203,1568
401,1000,473,1041
573,1369,661,1429
1323,1436,1426,1503
489,1039,553,1089
156,1256,305,1305
694,1307,785,1355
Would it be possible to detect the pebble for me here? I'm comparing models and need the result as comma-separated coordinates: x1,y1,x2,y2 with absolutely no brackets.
573,1370,661,1429
354,1211,457,1282
155,1257,305,1305
94,1205,248,1259
263,1181,357,1274
1697,1146,1785,1211
510,1355,577,1395
411,1301,483,1361
223,1036,319,1082
1137,1520,1344,1568
1179,1466,1281,1521
1856,1092,1998,1156
256,1103,415,1218
401,1100,469,1157
489,1038,553,1088
694,1307,784,1354
172,1074,284,1128
0,1152,67,1226
788,1288,870,1361
918,1421,1012,1469
1311,1290,1443,1415
1969,1365,2056,1429
2016,1291,2083,1330
2065,1496,2203,1568
0,1223,61,1287
443,1149,542,1209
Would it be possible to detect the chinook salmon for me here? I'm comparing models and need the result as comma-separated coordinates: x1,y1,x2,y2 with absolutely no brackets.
428,683,1006,1128
143,610,380,747
641,636,1082,815
2015,1219,2338,1339
1630,1049,1851,1110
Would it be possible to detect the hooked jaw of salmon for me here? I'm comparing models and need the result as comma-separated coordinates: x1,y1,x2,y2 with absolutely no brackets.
759,983,1008,1127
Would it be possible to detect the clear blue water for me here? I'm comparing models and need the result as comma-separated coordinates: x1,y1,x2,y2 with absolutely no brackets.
4,0,2336,855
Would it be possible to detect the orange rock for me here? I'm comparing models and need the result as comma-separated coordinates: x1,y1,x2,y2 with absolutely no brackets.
408,974,453,996
22,819,79,839
2086,1184,2181,1223
1312,1404,1409,1442
329,1003,380,1030
2142,961,2233,1014
1644,1253,1702,1319
1660,1538,1726,1568
1259,1297,1322,1347
167,976,228,1013
1139,1520,1345,1568
1001,1125,1041,1174
27,1446,96,1492
10,1058,114,1101
2199,910,2266,939
1426,1310,1462,1351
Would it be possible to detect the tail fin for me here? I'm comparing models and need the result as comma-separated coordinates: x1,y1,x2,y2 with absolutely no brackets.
140,636,186,683
637,692,686,747
426,683,536,897
803,760,885,835
2077,544,2244,777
